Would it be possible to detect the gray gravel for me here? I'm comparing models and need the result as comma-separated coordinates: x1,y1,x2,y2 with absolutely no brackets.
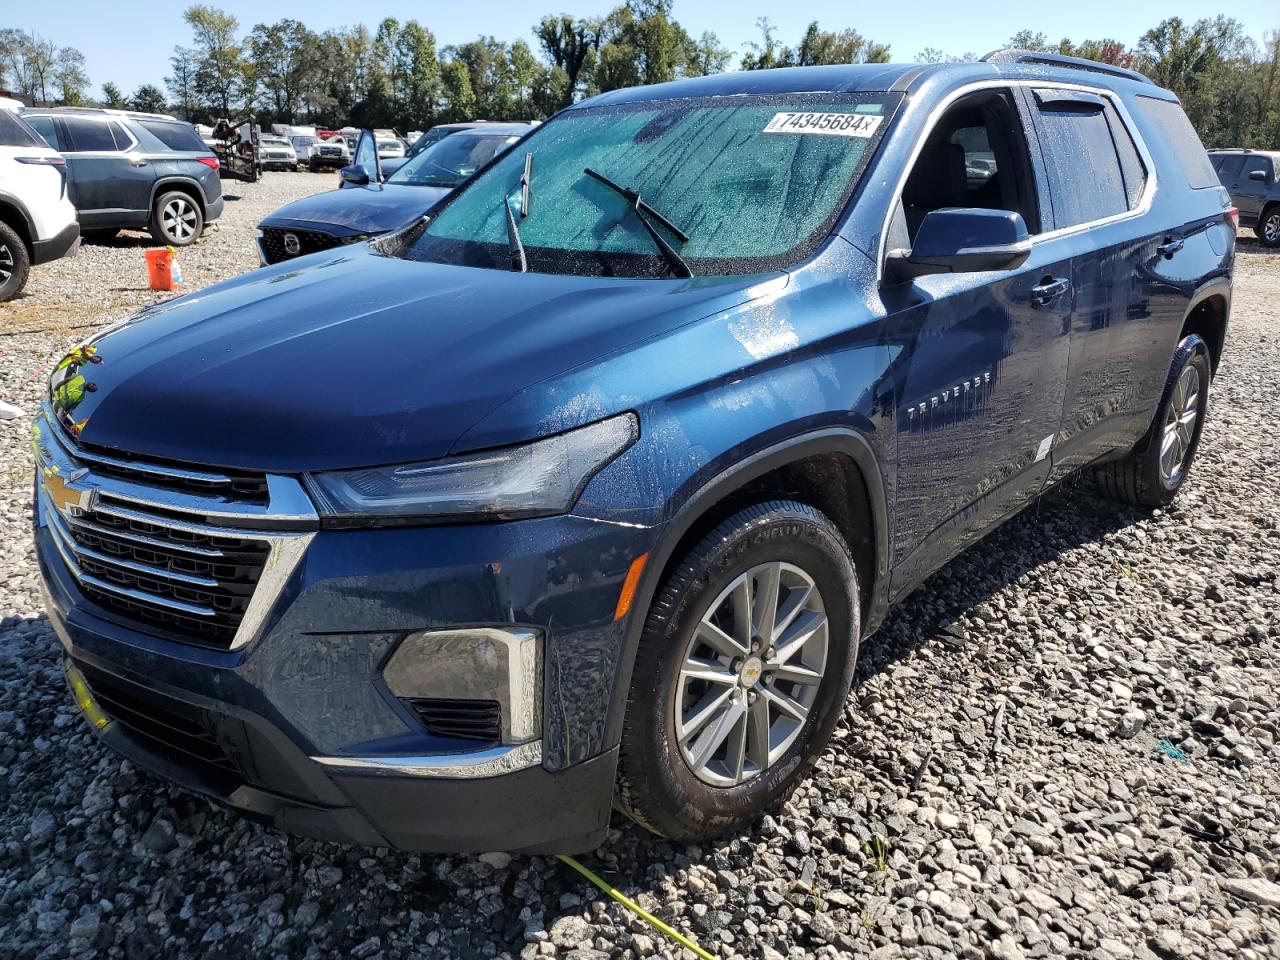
0,196,1278,959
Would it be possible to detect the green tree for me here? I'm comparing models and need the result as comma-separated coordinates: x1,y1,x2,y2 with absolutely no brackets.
183,4,248,118
439,58,475,122
534,14,601,106
246,18,311,123
166,45,200,120
100,81,127,109
131,83,168,113
395,21,441,128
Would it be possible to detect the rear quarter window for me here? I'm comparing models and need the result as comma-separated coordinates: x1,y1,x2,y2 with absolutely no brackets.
0,110,45,148
138,120,208,152
1134,96,1218,190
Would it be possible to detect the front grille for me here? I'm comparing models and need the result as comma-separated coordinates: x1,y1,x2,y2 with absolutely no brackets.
35,408,313,650
408,698,502,743
259,227,345,264
78,663,241,785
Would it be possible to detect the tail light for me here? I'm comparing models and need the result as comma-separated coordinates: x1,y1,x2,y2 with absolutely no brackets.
1227,206,1239,231
197,156,220,171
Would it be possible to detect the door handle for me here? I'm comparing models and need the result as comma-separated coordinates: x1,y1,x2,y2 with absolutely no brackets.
130,157,148,166
1157,236,1184,258
1030,276,1070,306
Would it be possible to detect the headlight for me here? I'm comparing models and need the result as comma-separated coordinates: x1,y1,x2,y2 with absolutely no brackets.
304,413,638,525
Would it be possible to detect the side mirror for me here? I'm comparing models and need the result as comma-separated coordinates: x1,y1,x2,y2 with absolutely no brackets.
339,164,369,187
888,208,1031,281
1248,168,1269,182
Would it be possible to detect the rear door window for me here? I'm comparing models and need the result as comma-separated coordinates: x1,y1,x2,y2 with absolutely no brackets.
137,120,208,152
25,115,64,151
1103,106,1147,209
1134,96,1218,189
1030,89,1129,228
63,118,119,153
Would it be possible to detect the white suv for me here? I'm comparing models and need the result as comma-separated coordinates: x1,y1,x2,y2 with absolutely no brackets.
0,107,79,301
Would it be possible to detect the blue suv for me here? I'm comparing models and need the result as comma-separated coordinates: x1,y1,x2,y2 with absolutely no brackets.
34,51,1234,853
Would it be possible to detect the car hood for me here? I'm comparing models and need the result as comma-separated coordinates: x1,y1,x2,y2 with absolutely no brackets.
260,183,450,237
57,246,773,472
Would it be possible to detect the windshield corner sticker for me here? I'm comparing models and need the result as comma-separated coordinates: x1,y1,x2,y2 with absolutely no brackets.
763,112,884,138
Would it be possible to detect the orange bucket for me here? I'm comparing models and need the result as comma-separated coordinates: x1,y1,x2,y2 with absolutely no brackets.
145,247,182,291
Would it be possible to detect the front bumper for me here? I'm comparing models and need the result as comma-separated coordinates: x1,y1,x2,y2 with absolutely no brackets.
309,155,348,169
33,431,657,852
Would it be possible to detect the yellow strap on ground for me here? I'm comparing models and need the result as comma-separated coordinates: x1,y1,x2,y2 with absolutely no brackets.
555,854,716,960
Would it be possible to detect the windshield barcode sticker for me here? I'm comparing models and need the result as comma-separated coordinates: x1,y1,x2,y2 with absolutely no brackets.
763,112,884,137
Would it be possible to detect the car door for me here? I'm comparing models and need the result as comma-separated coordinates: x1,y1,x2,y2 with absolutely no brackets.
60,116,155,226
1021,88,1171,476
1233,155,1271,223
882,87,1073,592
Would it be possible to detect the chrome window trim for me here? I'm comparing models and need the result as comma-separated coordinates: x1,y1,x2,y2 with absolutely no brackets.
875,78,1160,285
33,404,315,651
311,740,543,779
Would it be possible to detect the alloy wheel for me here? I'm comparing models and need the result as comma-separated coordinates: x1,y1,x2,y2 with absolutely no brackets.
1160,363,1201,483
0,242,12,284
162,197,199,242
675,561,828,787
1265,212,1280,245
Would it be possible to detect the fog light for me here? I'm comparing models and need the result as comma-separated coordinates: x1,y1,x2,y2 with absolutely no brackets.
383,628,541,744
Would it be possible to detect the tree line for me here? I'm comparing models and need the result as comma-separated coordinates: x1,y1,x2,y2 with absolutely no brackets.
1,5,1277,148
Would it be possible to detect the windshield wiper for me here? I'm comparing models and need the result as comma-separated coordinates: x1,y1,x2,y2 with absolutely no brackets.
501,153,533,272
583,167,692,278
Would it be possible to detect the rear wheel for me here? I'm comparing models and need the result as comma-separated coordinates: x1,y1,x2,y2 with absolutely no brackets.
0,221,31,302
616,501,860,840
150,191,203,247
1094,334,1211,508
1256,206,1280,248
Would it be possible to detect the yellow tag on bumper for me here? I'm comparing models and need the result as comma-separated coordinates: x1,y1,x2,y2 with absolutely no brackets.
64,661,112,732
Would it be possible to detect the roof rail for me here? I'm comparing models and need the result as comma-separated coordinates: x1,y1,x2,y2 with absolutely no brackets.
981,48,1155,86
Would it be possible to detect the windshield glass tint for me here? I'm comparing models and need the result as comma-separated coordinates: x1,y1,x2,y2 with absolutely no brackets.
402,94,896,278
388,132,520,187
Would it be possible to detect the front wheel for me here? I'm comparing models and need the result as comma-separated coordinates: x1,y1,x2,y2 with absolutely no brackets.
1094,334,1211,508
149,191,203,247
616,501,860,840
1256,207,1280,248
0,221,31,302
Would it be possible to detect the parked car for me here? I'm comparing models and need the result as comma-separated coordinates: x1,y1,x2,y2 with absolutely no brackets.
380,120,532,177
22,107,222,246
0,105,79,300
258,135,298,171
308,135,349,172
256,123,531,265
34,52,1233,854
377,137,406,160
1209,149,1280,247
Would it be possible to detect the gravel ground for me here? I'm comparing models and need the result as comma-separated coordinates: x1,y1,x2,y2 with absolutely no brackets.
0,184,1277,960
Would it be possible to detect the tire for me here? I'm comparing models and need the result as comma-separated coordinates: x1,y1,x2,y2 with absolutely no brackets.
308,158,319,173
149,191,204,247
0,221,31,302
616,500,860,840
1256,206,1280,248
1094,333,1211,508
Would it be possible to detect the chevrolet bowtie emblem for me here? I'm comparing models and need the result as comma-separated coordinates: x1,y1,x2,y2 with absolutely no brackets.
42,465,95,516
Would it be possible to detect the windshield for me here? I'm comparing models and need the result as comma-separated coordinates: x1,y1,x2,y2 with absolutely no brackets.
400,94,897,278
407,126,457,158
387,132,522,188
378,140,403,155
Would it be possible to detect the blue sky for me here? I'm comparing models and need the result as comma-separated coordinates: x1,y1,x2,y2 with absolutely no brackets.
7,0,1274,100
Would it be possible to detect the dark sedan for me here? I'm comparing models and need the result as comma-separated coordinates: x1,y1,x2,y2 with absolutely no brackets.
257,123,532,265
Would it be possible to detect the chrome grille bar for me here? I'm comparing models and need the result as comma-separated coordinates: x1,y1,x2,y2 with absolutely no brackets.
34,404,316,650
